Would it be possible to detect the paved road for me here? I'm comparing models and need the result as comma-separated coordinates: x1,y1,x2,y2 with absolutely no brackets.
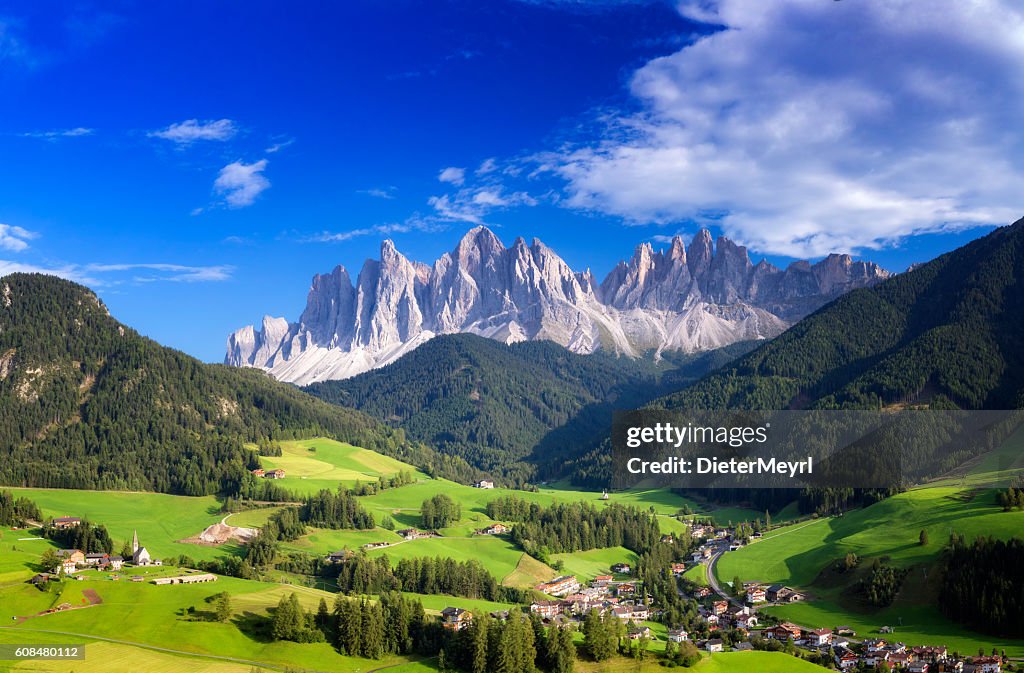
705,549,743,608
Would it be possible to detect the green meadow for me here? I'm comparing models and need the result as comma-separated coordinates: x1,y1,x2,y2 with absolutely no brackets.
258,437,428,496
549,547,638,582
714,484,1024,656
363,534,527,582
573,651,826,673
0,629,259,673
5,489,235,562
0,570,392,672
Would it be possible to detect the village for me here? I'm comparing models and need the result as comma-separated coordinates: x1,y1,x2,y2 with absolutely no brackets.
30,517,217,589
35,512,1012,673
425,521,1004,673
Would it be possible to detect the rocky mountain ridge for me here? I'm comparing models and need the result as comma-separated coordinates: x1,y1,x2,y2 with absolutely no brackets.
226,226,890,384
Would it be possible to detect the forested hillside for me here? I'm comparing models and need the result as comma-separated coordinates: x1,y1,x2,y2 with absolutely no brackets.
0,274,474,495
657,218,1024,411
305,333,755,484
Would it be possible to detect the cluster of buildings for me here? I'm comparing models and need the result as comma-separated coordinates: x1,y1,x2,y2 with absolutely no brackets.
530,570,652,626
250,468,286,479
834,640,1001,673
729,582,806,606
47,529,160,577
55,549,125,574
685,585,1001,673
396,528,439,541
152,573,217,585
474,523,508,535
764,628,1001,673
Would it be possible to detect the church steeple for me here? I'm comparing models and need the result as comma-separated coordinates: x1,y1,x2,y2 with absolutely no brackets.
132,529,139,554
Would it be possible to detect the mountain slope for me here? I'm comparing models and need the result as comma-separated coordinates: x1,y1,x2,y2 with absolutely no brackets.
227,226,889,384
304,333,757,484
657,218,1024,411
0,273,468,495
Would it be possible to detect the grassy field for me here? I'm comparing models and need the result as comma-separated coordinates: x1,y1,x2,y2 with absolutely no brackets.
549,547,638,582
0,568,432,673
357,478,762,525
4,489,236,562
572,651,826,673
281,526,403,554
716,487,1024,586
0,630,259,673
697,651,830,672
502,553,557,589
714,485,1024,656
258,438,427,496
682,562,708,587
364,535,527,581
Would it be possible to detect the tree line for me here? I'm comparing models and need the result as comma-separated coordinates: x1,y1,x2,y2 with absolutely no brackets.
43,517,114,555
269,589,577,673
486,496,662,559
941,534,1024,637
326,553,526,603
0,490,41,526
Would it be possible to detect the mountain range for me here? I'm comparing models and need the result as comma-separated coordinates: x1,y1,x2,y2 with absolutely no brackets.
658,217,1024,411
226,226,890,384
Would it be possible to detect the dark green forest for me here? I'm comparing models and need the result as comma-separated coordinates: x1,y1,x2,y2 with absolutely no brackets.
0,274,477,495
305,332,754,485
941,534,1024,637
657,218,1024,412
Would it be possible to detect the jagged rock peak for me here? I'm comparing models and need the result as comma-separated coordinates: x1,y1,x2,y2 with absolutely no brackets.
226,226,890,384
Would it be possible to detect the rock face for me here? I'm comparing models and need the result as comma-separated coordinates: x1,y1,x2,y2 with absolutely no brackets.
226,227,891,384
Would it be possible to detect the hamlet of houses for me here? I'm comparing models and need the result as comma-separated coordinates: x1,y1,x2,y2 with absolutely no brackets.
514,519,1009,673
44,528,162,580
250,468,286,479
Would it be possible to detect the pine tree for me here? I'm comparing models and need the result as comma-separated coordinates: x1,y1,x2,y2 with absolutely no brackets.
471,612,490,673
518,612,536,673
919,529,929,546
546,625,575,673
215,591,232,623
315,597,331,635
271,593,302,641
361,600,385,659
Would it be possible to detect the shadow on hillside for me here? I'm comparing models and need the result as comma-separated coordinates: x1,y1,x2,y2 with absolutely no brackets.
390,512,421,528
234,610,274,643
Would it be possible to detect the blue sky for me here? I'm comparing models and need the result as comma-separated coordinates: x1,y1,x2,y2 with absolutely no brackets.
1,0,1021,362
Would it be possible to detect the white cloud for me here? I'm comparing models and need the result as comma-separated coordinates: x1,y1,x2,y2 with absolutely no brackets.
18,127,94,139
438,166,466,185
429,186,537,224
0,260,231,286
309,218,442,243
538,0,1024,257
84,263,234,282
0,224,38,252
476,158,498,175
358,186,398,200
265,138,294,154
214,159,270,208
0,260,89,284
150,119,237,145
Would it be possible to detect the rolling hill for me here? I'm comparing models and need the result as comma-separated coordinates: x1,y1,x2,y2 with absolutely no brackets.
304,333,755,483
657,217,1024,411
0,273,471,496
